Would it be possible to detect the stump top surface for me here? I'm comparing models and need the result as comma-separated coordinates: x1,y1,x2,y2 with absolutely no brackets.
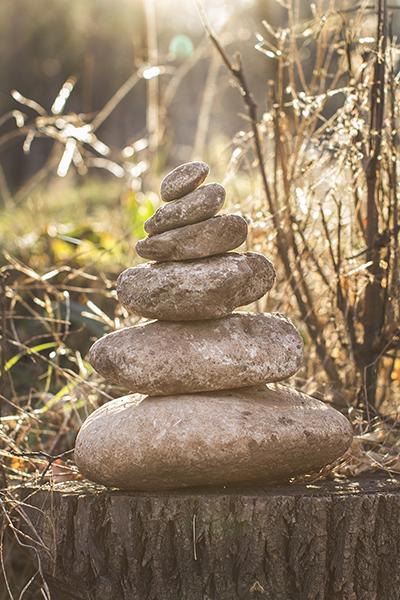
19,471,400,600
23,472,400,499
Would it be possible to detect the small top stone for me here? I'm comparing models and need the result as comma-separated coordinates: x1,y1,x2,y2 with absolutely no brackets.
161,161,209,201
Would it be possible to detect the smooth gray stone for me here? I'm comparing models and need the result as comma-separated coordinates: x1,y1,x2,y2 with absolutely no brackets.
161,161,209,201
88,312,304,396
145,183,225,235
136,214,248,262
74,385,353,490
117,252,276,320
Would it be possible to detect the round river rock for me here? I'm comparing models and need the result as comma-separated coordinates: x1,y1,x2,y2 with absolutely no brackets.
136,214,248,262
161,161,209,201
117,252,276,320
88,312,304,395
74,384,353,490
144,183,225,236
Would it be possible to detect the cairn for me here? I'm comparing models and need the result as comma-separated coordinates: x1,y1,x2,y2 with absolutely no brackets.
75,161,352,490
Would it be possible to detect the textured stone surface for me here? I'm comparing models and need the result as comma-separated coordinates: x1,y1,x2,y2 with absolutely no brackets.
136,214,248,262
161,161,209,201
117,252,276,321
145,183,225,235
88,312,303,395
74,385,353,490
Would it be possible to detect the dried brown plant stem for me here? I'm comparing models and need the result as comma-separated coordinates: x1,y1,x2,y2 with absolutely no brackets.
0,163,12,208
0,274,8,415
192,51,220,160
144,0,160,155
200,7,343,398
7,449,74,484
91,72,140,133
386,16,399,357
360,0,387,409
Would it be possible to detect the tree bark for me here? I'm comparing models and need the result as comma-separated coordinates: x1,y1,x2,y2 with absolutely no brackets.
20,474,400,600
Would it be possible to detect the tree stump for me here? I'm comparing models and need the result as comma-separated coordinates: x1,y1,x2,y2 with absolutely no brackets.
21,474,400,600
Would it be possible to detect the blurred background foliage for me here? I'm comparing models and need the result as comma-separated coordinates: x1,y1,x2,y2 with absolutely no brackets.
1,1,400,596
0,0,279,190
0,0,284,406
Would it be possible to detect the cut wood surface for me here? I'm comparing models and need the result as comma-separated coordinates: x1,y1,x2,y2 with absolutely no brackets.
20,474,400,600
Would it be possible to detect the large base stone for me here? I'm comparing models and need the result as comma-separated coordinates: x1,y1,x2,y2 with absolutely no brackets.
74,385,352,490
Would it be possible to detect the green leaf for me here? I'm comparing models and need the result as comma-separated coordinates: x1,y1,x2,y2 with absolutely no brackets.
126,191,155,238
5,342,58,372
38,381,77,414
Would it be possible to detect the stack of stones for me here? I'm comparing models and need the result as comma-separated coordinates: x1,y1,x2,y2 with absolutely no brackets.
75,161,352,490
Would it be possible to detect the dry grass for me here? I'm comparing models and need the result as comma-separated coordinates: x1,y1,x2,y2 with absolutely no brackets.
1,0,399,597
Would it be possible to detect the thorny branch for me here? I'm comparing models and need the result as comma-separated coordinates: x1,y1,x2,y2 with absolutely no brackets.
5,449,75,485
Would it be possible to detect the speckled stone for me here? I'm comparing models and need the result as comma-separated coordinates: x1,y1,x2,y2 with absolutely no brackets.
145,183,226,236
117,252,276,321
74,384,353,490
88,312,304,396
161,161,209,202
136,214,248,262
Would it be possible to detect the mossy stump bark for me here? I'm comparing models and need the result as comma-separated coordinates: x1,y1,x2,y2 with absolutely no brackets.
21,475,400,600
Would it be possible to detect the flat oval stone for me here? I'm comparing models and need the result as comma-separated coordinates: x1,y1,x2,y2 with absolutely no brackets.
136,214,248,262
74,385,353,490
117,252,276,320
161,161,209,201
88,312,303,395
144,183,225,235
